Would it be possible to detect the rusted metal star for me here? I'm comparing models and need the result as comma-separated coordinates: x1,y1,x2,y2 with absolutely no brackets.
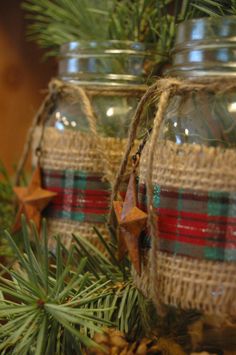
113,171,147,275
13,166,57,231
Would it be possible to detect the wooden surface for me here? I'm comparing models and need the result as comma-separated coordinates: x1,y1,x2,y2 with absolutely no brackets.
0,0,56,174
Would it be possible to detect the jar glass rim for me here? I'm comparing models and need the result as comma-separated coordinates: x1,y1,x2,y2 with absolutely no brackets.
174,15,236,51
177,15,236,26
60,40,164,56
168,15,236,77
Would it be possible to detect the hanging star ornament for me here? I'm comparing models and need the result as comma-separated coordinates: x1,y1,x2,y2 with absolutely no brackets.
113,171,147,275
13,166,57,231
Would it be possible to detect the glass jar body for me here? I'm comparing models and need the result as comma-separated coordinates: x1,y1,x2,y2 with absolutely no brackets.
48,41,158,138
48,90,140,139
160,90,236,147
136,17,236,353
37,41,158,249
162,15,236,147
146,86,236,352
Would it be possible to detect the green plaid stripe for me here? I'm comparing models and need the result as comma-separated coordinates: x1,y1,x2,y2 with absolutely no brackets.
42,169,111,223
138,183,236,261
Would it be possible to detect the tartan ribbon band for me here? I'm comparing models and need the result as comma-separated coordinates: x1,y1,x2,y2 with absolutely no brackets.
138,184,236,261
42,169,111,223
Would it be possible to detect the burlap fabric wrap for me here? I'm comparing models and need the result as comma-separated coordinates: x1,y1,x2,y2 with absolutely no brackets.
33,126,129,250
112,77,236,318
16,79,145,250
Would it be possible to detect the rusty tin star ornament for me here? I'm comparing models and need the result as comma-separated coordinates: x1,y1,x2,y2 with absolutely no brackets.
113,167,147,275
13,166,57,231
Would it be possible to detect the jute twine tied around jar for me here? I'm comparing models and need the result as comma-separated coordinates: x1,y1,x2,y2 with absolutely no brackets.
112,77,236,317
15,78,146,249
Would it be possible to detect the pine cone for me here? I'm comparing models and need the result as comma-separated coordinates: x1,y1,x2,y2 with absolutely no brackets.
87,328,186,355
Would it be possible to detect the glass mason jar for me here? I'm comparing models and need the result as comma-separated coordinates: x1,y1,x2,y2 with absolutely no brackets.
35,41,159,249
137,17,236,352
51,41,158,138
162,16,236,147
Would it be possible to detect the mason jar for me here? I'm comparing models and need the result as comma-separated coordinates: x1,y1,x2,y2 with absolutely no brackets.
34,41,159,249
136,17,236,352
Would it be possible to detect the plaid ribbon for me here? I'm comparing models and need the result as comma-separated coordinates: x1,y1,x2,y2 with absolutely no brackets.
138,183,236,261
42,169,111,223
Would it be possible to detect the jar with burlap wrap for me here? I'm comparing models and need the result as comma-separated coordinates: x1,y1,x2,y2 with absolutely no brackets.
30,41,159,250
112,17,236,351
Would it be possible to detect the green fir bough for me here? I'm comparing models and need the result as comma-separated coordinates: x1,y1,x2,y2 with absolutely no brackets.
0,218,152,354
22,0,234,58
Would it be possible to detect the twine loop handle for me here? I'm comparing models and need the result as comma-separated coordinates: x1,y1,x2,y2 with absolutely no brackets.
15,78,147,186
110,76,236,232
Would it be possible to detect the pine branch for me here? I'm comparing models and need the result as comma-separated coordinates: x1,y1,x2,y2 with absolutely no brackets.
21,0,235,69
0,216,155,353
72,230,148,338
0,217,115,354
22,0,177,58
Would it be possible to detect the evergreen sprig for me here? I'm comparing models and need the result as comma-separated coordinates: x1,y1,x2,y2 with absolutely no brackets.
73,228,150,338
23,0,174,55
0,217,113,354
0,218,152,354
22,0,114,55
22,0,235,58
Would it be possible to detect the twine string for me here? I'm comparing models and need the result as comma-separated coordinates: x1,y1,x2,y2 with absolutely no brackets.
14,89,58,186
108,76,236,315
16,76,236,189
146,88,172,246
111,76,236,210
15,78,147,186
60,83,115,183
110,81,159,205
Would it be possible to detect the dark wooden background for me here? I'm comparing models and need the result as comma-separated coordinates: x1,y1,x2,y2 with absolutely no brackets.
0,0,56,173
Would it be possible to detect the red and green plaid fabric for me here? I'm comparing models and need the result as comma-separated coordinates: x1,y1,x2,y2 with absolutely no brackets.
42,169,111,223
138,183,236,261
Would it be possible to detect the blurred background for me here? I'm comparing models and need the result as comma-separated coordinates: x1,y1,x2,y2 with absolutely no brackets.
0,0,56,173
